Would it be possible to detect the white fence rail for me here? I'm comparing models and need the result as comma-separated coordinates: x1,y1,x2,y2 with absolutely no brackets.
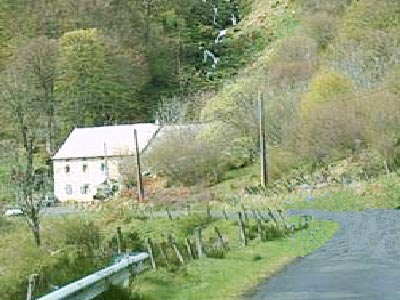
36,252,149,300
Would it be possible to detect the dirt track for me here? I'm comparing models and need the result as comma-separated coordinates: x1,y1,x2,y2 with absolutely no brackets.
245,209,400,300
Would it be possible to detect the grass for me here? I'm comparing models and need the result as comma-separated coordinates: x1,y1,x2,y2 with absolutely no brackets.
143,164,400,214
4,158,399,299
0,157,14,205
285,191,368,211
285,174,400,211
0,216,112,300
1,163,347,300
0,211,222,300
132,219,338,300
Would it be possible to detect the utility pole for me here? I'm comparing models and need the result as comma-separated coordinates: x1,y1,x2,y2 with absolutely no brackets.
258,91,268,187
103,142,109,183
134,129,144,202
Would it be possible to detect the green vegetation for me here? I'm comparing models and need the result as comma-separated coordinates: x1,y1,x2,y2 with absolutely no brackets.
286,175,400,211
133,220,338,300
0,217,110,299
0,207,338,300
286,191,368,211
1,0,399,298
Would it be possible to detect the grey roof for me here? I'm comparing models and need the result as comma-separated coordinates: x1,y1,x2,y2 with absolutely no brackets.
52,124,160,160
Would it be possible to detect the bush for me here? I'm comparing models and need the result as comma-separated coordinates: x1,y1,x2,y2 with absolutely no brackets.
0,214,9,230
95,285,138,300
300,0,350,15
64,219,102,257
145,125,229,186
300,70,354,117
304,13,337,49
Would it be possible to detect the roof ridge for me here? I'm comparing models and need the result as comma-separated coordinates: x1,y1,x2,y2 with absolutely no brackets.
52,123,160,160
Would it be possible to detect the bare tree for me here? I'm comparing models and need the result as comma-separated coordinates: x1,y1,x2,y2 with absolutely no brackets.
155,96,189,125
0,66,47,246
16,36,58,155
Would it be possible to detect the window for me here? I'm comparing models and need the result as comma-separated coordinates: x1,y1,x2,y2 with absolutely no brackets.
65,164,70,174
82,163,88,173
101,162,106,172
65,185,72,195
80,184,90,194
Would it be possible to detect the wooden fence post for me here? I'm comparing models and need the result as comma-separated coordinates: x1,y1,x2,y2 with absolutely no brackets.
196,228,204,258
257,218,262,241
256,209,265,221
241,203,248,224
185,237,193,259
223,206,228,220
146,237,156,270
166,207,173,220
169,235,184,265
116,227,123,255
214,227,225,250
206,202,211,219
186,204,191,217
159,237,169,267
237,212,247,246
149,204,154,219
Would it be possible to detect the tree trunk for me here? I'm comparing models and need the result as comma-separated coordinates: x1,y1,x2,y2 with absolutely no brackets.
32,223,41,246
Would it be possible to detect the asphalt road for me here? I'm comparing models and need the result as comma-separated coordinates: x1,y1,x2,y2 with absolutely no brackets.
41,206,78,216
245,209,400,300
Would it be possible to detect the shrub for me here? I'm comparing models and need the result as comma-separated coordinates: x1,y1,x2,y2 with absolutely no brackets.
361,84,400,169
329,0,400,85
300,70,354,117
304,13,337,49
95,285,138,300
300,0,350,15
64,219,102,257
145,125,230,186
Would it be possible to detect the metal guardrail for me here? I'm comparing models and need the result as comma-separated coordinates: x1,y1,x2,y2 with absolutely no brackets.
36,252,149,300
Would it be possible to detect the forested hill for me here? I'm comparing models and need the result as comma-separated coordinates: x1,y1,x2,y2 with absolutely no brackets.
0,0,399,199
0,0,252,135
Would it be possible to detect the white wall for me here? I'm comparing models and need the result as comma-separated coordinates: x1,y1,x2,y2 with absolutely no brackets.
53,157,121,202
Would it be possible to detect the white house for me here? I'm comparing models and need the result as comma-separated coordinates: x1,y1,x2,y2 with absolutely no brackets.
52,124,160,202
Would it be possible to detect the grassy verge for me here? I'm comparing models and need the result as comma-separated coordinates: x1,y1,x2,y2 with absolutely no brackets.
285,175,400,211
285,191,368,211
0,213,218,300
132,220,338,300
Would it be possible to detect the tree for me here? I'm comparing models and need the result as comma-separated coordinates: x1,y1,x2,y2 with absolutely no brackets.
56,28,108,127
0,65,47,246
155,96,189,125
16,36,58,154
56,28,149,127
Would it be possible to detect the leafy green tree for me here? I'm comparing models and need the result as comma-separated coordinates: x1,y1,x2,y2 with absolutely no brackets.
56,28,150,127
56,28,108,127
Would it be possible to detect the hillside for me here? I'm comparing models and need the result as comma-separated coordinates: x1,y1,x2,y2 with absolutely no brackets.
200,0,400,176
0,0,399,204
1,1,400,299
